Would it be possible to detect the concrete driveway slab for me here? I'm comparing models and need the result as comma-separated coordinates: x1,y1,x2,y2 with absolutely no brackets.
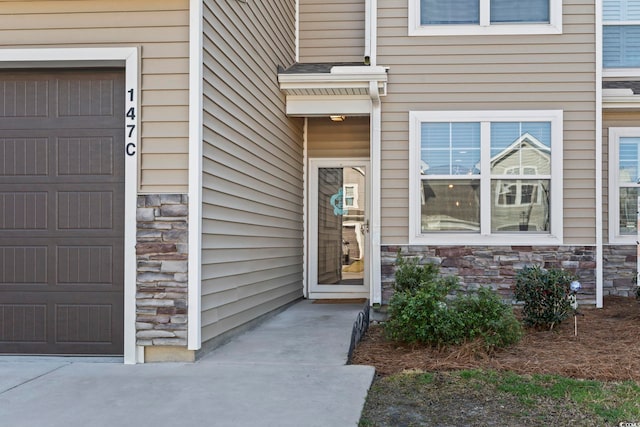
0,300,375,427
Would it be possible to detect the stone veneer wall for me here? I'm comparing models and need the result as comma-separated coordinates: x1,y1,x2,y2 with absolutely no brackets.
603,245,637,297
381,245,597,305
135,194,189,346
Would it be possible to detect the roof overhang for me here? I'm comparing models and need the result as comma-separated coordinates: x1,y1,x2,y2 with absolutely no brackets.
278,65,388,116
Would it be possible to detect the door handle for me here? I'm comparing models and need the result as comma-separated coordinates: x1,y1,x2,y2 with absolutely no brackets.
362,220,370,233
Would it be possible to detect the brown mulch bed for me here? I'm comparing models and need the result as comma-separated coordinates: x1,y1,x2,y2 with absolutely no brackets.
352,295,640,382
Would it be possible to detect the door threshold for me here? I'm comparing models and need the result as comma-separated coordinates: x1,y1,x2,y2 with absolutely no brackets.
311,298,368,304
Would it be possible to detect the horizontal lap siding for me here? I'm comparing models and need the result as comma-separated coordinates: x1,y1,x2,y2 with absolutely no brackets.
0,0,190,193
307,117,370,158
378,0,597,244
201,0,304,343
299,0,366,63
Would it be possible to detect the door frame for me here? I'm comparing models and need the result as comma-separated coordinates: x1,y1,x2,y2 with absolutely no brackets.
308,158,371,299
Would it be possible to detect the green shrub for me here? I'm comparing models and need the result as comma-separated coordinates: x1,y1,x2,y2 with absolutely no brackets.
392,252,440,294
453,288,523,351
385,257,522,351
514,265,577,330
385,277,464,346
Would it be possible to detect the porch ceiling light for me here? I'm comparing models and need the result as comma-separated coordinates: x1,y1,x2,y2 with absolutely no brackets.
330,115,346,122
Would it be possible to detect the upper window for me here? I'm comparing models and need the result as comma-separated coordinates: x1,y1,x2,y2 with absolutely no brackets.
409,110,563,245
409,0,562,36
609,128,640,243
603,0,640,70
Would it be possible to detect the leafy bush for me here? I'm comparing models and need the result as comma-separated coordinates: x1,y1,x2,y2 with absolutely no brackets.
392,253,440,294
514,265,577,330
385,277,463,346
453,288,524,350
385,256,522,351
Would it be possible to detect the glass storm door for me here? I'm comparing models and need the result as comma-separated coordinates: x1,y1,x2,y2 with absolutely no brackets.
309,159,370,298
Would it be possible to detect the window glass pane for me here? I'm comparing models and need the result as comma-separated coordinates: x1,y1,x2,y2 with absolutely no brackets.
604,25,640,68
620,187,639,234
619,137,640,183
421,0,479,25
490,122,551,175
490,0,550,23
421,180,480,232
604,0,640,21
421,122,480,175
491,179,550,232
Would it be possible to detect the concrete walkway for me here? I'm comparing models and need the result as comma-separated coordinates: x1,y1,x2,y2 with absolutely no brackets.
0,300,375,427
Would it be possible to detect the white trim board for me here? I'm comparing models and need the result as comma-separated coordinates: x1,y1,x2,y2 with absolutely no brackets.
0,47,141,364
188,0,204,352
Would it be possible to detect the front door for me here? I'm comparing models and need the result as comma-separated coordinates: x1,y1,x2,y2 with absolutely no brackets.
309,159,370,299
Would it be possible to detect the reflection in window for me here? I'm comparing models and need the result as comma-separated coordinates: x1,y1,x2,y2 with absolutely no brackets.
343,184,358,209
620,187,639,234
420,122,480,232
419,118,552,234
618,136,640,234
490,123,551,232
421,180,480,232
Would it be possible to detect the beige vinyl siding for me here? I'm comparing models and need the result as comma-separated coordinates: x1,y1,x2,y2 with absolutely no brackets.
0,0,189,193
378,0,597,245
602,110,640,244
201,0,304,343
307,117,370,158
299,0,365,63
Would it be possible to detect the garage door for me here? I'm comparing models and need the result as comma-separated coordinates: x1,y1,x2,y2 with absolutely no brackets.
0,69,125,355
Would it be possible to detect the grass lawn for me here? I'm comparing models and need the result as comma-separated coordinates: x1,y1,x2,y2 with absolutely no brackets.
360,369,640,427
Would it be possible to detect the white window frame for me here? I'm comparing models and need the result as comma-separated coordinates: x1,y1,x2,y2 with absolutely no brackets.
608,127,640,243
408,0,563,36
409,110,564,245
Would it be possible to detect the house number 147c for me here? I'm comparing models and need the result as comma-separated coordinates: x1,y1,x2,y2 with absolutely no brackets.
125,88,136,156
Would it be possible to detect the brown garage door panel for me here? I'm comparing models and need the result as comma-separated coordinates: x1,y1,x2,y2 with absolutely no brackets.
0,129,124,184
0,69,124,123
0,292,123,355
0,239,124,290
0,69,125,355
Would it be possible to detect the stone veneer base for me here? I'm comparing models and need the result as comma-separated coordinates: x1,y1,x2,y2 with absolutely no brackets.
381,245,598,305
603,245,638,297
136,194,189,347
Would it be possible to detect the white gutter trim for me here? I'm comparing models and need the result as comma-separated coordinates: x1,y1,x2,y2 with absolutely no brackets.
365,0,371,61
595,0,603,308
370,0,378,66
188,0,203,349
303,118,308,298
279,72,388,86
295,0,300,62
602,89,640,108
